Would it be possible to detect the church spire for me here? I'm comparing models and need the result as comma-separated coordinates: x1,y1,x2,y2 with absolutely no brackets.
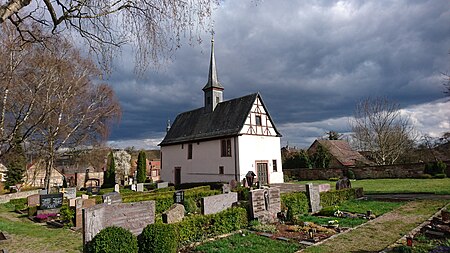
203,36,224,112
203,37,224,91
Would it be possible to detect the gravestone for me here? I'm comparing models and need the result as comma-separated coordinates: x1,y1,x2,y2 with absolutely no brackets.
114,184,120,193
136,183,144,192
86,186,100,195
229,179,237,190
222,184,231,194
162,203,185,224
63,187,77,199
173,190,184,204
83,200,155,244
69,197,80,207
102,192,122,205
336,177,351,190
157,182,169,189
81,194,89,200
75,198,96,228
202,192,238,215
131,184,136,191
249,188,281,224
39,189,48,195
27,194,40,207
318,184,331,192
39,193,63,210
306,183,321,213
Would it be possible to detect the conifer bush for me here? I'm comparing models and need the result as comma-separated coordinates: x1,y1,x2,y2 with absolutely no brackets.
88,226,138,253
138,223,177,253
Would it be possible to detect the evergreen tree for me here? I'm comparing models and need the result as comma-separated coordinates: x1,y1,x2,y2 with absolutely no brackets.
136,151,147,183
311,144,331,168
4,136,27,189
103,151,116,187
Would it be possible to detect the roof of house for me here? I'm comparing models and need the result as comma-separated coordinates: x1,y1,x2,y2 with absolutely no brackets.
309,140,373,166
160,93,281,146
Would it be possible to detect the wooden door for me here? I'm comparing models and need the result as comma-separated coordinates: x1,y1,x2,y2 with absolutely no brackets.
174,167,181,186
256,163,268,185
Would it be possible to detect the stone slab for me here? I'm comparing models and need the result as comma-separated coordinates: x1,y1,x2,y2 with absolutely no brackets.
62,187,77,199
157,182,169,189
114,184,120,193
162,203,185,224
306,183,321,213
318,184,331,192
69,197,80,207
222,184,231,194
27,194,40,207
102,192,122,205
75,198,96,228
37,208,60,215
136,183,144,192
83,201,155,244
249,188,281,224
201,192,237,215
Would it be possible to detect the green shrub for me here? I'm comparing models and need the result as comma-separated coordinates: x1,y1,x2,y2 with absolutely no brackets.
392,245,412,253
320,188,358,208
419,173,433,179
59,205,75,226
434,173,447,179
317,206,338,216
176,207,248,245
10,198,27,211
280,192,309,221
346,169,355,179
88,226,138,253
28,206,37,217
233,186,250,201
138,223,177,253
183,198,199,214
424,161,447,176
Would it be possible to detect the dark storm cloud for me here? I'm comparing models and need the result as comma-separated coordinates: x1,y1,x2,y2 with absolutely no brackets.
107,0,450,149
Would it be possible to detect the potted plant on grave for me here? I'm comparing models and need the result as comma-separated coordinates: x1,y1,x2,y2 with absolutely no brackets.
34,213,57,223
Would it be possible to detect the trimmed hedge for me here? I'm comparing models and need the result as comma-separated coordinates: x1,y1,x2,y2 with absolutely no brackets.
320,188,359,207
122,186,220,213
87,226,138,253
176,207,248,245
138,223,177,253
280,192,309,221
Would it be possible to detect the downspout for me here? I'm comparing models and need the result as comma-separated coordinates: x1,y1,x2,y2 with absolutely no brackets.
234,136,239,181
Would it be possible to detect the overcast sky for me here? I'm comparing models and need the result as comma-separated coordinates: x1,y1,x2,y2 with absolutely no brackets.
107,0,450,150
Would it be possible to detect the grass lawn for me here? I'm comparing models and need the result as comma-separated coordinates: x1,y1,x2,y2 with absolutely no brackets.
0,202,82,253
191,232,301,253
302,200,448,253
294,178,450,194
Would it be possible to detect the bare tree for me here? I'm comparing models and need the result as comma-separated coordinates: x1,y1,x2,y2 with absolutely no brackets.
0,0,219,72
350,97,416,165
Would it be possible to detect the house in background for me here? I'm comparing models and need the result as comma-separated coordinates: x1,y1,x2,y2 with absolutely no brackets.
24,160,64,188
159,39,284,185
130,158,161,182
308,139,373,168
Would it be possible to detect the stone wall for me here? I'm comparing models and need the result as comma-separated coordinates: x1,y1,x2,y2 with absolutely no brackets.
0,189,40,204
284,161,450,180
82,200,155,244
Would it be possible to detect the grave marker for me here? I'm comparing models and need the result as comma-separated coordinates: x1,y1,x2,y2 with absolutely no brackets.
249,188,281,224
174,190,184,204
202,192,237,215
162,204,185,224
136,183,144,192
157,181,169,189
222,184,231,194
27,194,40,207
102,192,122,205
39,193,63,210
62,187,77,199
83,201,155,244
306,183,321,213
114,184,120,193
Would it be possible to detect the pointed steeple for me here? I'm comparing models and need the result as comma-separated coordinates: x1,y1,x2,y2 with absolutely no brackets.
203,38,224,91
203,37,224,112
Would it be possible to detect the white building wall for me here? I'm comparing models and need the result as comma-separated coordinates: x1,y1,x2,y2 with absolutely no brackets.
161,138,237,184
237,135,284,184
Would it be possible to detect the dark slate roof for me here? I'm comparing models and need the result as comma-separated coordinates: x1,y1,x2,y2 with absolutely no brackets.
159,93,281,146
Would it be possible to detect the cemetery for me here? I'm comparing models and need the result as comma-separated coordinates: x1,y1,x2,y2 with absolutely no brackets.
0,178,449,252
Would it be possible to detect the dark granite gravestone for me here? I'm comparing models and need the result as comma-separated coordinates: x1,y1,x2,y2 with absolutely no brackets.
336,177,351,190
39,193,63,210
174,190,184,204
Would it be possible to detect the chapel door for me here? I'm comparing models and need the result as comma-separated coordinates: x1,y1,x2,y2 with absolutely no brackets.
174,167,181,186
256,163,268,185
